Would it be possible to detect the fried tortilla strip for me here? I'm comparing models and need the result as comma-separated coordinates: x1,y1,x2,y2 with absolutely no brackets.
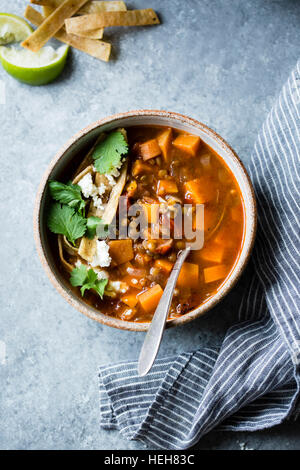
42,6,103,41
78,160,128,262
78,236,97,263
72,165,94,185
30,1,126,15
24,6,111,61
70,28,104,39
58,235,75,272
74,0,127,38
101,161,128,225
79,1,127,15
35,1,127,39
62,235,79,256
65,9,160,33
23,0,90,52
78,128,128,261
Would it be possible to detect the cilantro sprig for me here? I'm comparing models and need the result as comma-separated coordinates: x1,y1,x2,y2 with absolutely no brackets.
47,203,87,246
70,264,108,298
49,181,86,216
92,131,128,174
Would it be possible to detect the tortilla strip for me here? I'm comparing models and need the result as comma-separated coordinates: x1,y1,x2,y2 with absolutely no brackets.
58,235,75,272
70,28,104,39
22,0,90,52
24,6,111,61
78,236,97,262
44,6,103,41
76,127,128,262
35,1,127,39
30,1,126,15
41,5,105,40
80,1,126,15
65,9,160,33
62,236,79,255
78,160,128,261
72,164,94,185
101,161,128,225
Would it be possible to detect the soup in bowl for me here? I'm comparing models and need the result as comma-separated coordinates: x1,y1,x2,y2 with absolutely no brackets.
34,111,256,331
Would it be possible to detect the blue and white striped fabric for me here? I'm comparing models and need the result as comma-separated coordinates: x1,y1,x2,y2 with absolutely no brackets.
99,61,300,449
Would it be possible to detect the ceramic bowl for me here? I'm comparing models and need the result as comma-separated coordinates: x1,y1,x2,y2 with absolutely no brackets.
34,110,257,331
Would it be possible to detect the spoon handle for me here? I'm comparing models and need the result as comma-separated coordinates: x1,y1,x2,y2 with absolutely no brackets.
138,246,191,376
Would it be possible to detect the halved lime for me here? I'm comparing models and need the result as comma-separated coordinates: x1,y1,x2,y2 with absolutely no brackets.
0,44,69,85
0,13,33,45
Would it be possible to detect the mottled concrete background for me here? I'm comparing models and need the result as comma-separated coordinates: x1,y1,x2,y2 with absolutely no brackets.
0,0,299,450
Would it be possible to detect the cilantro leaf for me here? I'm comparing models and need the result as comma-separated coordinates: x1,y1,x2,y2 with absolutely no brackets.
49,181,86,215
80,269,98,296
70,264,108,299
86,216,102,239
93,279,108,299
92,131,128,174
47,203,87,246
70,264,88,287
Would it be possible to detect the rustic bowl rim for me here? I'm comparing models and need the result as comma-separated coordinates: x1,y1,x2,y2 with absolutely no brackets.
33,110,257,332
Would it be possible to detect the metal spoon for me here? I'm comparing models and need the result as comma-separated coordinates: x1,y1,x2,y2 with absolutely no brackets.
137,245,191,376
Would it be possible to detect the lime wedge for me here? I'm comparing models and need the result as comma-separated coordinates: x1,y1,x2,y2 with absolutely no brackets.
0,44,69,85
0,13,33,45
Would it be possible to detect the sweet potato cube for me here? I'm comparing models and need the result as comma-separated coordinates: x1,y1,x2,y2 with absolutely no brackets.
214,225,236,246
142,203,160,223
177,262,199,289
157,128,172,161
108,239,134,265
121,292,139,308
154,259,174,274
204,264,228,283
117,262,133,277
139,139,161,161
200,243,225,264
138,284,163,313
173,134,201,157
132,160,152,177
184,177,216,204
157,179,178,196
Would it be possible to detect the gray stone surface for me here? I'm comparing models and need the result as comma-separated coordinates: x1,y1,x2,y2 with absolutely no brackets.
0,0,299,450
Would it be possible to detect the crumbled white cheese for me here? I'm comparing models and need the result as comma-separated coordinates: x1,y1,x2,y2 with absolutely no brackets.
75,260,82,268
97,270,109,281
109,280,129,294
78,173,97,198
98,182,107,196
78,173,110,203
91,240,111,268
92,196,104,210
105,173,116,187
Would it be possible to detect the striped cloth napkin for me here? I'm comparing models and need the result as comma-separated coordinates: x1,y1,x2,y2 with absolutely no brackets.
99,61,300,449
